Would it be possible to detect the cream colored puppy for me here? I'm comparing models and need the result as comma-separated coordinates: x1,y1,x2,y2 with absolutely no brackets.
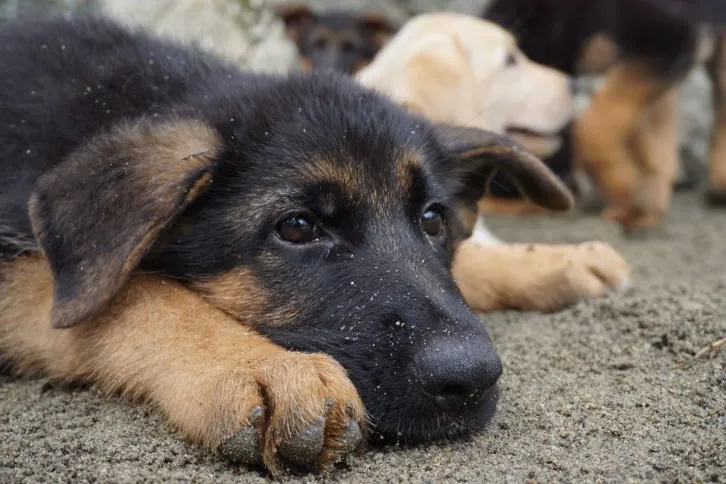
357,12,572,158
357,13,631,313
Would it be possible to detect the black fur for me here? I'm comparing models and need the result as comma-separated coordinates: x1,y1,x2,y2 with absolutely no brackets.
484,0,726,199
483,0,726,77
0,17,509,444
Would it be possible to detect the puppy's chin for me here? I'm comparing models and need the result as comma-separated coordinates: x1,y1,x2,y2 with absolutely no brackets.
368,384,500,446
505,129,562,158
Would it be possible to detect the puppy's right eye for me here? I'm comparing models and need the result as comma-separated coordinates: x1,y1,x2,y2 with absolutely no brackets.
505,52,518,67
277,215,319,244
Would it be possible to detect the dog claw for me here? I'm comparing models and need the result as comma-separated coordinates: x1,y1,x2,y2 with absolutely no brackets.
337,418,363,455
278,417,326,467
218,406,264,466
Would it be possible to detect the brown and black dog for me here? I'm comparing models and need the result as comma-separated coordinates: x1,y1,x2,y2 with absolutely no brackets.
0,16,575,476
485,0,726,233
277,3,397,74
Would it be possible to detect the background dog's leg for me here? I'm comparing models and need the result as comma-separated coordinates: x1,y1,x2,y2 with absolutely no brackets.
0,255,365,475
573,61,670,230
451,240,630,313
706,34,726,205
628,86,681,232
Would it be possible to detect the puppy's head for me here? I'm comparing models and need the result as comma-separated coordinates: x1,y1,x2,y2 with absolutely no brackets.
29,73,572,443
277,4,397,74
360,14,574,159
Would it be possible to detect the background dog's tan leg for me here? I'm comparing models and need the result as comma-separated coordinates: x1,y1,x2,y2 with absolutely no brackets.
706,35,726,205
452,240,630,313
478,197,553,216
0,255,365,475
628,87,680,231
573,61,671,229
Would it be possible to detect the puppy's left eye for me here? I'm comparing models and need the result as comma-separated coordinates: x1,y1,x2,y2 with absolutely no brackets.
421,207,445,238
505,52,518,67
277,215,320,244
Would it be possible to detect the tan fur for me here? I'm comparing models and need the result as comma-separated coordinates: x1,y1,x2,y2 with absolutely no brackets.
477,197,553,216
394,149,422,194
0,254,365,476
299,56,314,71
452,240,630,312
573,60,676,231
706,35,726,196
456,203,479,235
120,118,221,184
26,118,222,329
190,268,271,322
572,27,726,225
576,33,619,75
628,86,680,230
191,268,304,328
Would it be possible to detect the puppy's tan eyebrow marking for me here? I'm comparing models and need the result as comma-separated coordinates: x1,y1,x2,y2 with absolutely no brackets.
299,154,362,196
394,148,424,194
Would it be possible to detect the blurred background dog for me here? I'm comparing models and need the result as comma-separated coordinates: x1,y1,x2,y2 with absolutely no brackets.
484,0,726,233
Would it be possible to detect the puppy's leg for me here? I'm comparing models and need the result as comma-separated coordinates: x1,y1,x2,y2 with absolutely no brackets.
573,61,670,227
452,240,630,313
627,86,680,231
0,255,365,475
706,35,726,205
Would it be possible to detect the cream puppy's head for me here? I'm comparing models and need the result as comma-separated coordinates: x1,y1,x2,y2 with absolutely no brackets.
357,13,573,157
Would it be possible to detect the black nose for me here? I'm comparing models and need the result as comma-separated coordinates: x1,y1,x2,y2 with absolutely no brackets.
415,338,503,412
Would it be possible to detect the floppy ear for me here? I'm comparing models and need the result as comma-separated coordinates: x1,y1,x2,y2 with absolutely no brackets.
276,4,317,44
434,123,574,211
357,12,398,51
29,118,221,329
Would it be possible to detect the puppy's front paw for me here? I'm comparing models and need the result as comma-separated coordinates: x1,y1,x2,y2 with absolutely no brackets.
208,352,365,476
453,240,631,312
551,242,631,303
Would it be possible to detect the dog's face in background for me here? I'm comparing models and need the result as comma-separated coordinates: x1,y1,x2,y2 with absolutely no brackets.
357,13,574,159
30,73,572,443
277,4,397,74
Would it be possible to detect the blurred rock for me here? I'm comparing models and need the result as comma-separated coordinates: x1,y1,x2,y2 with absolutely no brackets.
680,68,713,172
0,0,90,19
96,0,296,73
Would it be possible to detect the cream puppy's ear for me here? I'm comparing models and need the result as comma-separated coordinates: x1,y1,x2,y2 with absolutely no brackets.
396,35,481,125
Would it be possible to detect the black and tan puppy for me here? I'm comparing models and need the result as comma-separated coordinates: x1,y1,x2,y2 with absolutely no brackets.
0,17,573,476
485,0,726,232
277,4,397,74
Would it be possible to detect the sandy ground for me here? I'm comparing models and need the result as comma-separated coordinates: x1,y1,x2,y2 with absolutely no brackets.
1,192,724,483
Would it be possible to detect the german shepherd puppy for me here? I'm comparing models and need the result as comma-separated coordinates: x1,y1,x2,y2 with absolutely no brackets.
277,4,397,74
0,17,571,475
485,0,726,232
